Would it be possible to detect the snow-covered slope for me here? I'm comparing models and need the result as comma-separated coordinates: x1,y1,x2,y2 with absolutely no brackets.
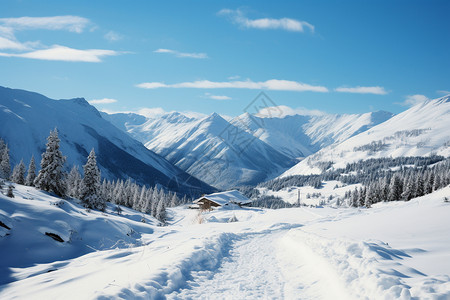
281,96,450,176
0,183,158,286
0,86,214,194
113,111,295,189
2,183,449,299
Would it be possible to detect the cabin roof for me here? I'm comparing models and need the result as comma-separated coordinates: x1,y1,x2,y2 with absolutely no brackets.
193,190,251,206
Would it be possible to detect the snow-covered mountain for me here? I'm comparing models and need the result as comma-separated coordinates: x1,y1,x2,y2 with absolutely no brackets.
231,110,393,158
0,86,214,195
104,107,392,188
110,111,295,189
281,96,450,176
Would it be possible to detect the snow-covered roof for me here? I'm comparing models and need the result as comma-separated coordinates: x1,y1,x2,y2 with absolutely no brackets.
194,190,251,206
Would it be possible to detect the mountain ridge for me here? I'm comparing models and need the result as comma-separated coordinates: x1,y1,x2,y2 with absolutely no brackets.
0,86,214,195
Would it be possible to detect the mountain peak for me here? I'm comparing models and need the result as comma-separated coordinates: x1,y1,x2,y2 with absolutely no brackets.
205,112,224,121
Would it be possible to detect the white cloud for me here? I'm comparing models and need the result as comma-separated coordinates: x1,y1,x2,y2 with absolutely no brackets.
0,36,28,50
204,93,232,100
0,16,91,33
0,16,125,63
136,79,328,92
154,48,208,59
228,75,240,80
256,105,326,118
88,98,118,104
0,45,120,62
219,9,314,33
335,86,388,95
437,90,450,95
401,94,430,107
136,107,166,118
104,31,123,42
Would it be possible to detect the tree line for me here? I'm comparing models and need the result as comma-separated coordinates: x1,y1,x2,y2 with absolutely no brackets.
0,129,187,223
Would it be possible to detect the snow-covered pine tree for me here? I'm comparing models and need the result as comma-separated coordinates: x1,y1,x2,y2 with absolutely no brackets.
99,179,109,202
25,155,36,186
113,180,125,205
0,144,11,180
34,129,66,197
402,175,415,201
80,149,105,211
389,175,403,201
11,159,26,185
66,165,82,198
170,192,178,207
155,197,166,223
365,186,374,208
426,172,434,194
433,173,441,191
415,175,425,197
123,179,133,207
134,185,145,211
143,187,153,214
358,187,366,207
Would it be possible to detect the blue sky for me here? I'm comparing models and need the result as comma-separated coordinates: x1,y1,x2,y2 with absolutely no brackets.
1,0,449,117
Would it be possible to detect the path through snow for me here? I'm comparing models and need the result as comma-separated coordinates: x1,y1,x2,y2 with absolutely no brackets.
168,231,287,299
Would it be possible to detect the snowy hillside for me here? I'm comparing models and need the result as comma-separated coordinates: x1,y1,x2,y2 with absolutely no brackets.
110,111,295,189
0,183,158,286
104,107,391,188
0,86,214,195
282,96,450,176
1,182,449,299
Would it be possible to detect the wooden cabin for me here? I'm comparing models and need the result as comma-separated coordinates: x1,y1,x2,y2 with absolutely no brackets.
193,190,251,210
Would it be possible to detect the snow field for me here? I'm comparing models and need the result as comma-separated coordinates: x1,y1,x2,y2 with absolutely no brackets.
1,184,449,299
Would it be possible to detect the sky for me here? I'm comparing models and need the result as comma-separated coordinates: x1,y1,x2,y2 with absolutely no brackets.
1,0,449,118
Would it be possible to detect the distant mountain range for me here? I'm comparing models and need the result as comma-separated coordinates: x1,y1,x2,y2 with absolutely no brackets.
5,85,446,192
0,86,214,196
104,105,393,188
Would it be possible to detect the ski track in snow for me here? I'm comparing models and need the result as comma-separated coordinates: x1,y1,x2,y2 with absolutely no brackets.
167,231,286,300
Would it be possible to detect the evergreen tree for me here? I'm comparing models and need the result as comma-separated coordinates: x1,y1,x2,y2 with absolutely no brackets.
170,192,179,207
434,174,441,191
358,187,366,207
80,149,104,210
34,129,66,197
0,145,11,180
66,165,82,198
389,175,403,201
11,159,26,185
365,186,376,208
113,180,125,205
25,156,36,186
401,175,415,201
415,175,425,197
100,179,109,202
135,186,147,211
426,172,434,194
155,197,166,223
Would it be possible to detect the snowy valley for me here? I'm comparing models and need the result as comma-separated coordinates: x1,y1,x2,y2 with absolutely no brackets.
1,88,450,299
